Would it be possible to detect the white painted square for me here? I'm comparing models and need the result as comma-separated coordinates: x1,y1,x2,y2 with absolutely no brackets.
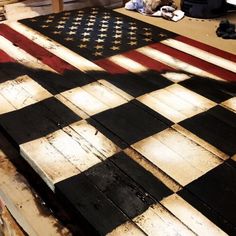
0,75,52,111
137,84,216,123
61,81,129,116
132,128,222,186
221,97,236,113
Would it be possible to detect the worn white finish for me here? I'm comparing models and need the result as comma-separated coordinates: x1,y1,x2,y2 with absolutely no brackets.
133,204,195,236
0,149,70,236
0,75,52,110
138,84,216,123
20,137,80,191
70,120,120,158
173,124,229,161
124,148,182,193
107,222,145,236
133,128,222,186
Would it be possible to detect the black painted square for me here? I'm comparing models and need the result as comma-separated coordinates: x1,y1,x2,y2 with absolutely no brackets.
103,70,172,98
111,151,173,201
179,106,236,156
0,97,81,144
55,174,128,235
180,76,236,103
179,162,236,235
93,101,170,145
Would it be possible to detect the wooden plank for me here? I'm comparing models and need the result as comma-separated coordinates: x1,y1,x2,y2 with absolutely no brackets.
0,34,55,73
173,124,229,161
133,204,195,236
69,120,121,158
0,75,52,110
0,93,15,115
110,151,173,202
0,200,25,236
124,148,182,193
107,221,145,236
132,128,223,186
55,173,130,236
7,21,105,72
0,149,71,236
52,0,63,13
20,136,80,191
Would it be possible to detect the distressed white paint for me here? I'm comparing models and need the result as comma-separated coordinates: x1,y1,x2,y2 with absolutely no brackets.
133,204,195,236
133,128,222,186
0,93,15,114
107,222,145,236
82,81,127,108
173,124,229,161
61,87,109,116
20,137,80,191
70,120,120,158
46,128,102,172
0,75,52,110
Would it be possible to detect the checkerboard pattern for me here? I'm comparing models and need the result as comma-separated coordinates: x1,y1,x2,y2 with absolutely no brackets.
0,7,236,235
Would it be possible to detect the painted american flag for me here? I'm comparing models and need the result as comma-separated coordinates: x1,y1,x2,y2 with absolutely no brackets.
0,7,236,236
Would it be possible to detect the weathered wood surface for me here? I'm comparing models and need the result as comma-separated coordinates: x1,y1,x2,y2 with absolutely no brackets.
0,136,71,236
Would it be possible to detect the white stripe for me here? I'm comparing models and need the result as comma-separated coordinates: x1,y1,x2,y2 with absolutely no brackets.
137,46,225,81
7,21,104,72
162,38,236,74
108,55,147,73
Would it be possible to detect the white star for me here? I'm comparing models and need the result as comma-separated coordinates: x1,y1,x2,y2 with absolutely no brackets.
81,38,89,42
96,38,104,43
98,34,107,38
94,45,103,50
128,41,137,46
67,31,76,35
94,51,102,56
82,32,90,37
100,28,107,32
110,46,120,50
69,26,77,30
56,25,64,29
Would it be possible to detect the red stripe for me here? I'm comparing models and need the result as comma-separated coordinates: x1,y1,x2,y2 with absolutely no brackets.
175,35,236,63
0,49,16,63
150,43,236,82
123,50,175,72
0,24,76,74
95,58,129,74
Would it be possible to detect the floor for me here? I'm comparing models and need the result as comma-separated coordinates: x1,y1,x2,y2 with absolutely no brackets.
0,0,236,235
